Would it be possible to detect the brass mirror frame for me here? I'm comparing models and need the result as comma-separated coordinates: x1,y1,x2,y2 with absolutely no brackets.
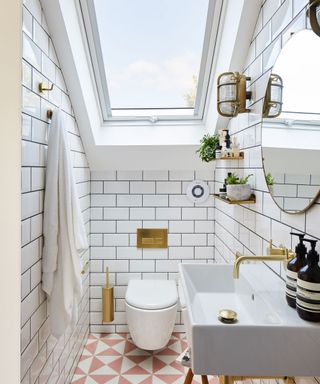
309,0,320,37
261,28,320,215
261,151,320,215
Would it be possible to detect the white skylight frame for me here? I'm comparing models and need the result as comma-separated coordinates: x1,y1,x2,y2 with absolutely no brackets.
79,0,223,123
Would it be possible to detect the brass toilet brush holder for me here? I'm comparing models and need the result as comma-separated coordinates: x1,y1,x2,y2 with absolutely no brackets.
102,267,114,323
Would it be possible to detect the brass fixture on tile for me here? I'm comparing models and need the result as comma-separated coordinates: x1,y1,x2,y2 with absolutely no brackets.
308,0,320,37
102,267,114,323
217,72,252,117
38,82,54,93
267,239,295,257
137,228,168,248
262,73,283,118
233,240,295,279
47,109,53,119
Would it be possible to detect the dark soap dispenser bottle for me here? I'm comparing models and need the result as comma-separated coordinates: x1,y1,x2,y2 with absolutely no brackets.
297,239,320,322
286,232,307,308
219,172,231,196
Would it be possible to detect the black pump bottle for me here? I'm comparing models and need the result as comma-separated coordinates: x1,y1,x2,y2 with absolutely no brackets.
297,239,320,322
286,232,307,308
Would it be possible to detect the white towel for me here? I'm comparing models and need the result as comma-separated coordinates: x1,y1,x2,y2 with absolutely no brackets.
42,109,88,338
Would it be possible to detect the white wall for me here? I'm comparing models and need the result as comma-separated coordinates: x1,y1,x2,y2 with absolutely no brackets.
0,1,22,382
89,170,215,333
21,1,91,383
263,147,320,174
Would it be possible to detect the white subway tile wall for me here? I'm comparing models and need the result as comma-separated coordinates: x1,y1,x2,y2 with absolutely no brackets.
270,173,320,212
90,170,215,333
21,2,90,383
215,1,319,383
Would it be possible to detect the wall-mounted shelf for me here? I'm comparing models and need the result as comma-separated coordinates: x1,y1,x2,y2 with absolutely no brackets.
214,193,256,205
216,152,244,160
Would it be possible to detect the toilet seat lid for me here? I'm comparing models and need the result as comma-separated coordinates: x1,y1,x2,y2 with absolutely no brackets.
126,280,178,310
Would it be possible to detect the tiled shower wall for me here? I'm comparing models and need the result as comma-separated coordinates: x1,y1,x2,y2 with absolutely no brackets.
21,1,90,383
89,170,215,333
214,0,320,381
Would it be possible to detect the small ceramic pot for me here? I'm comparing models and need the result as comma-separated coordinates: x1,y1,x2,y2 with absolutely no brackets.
226,184,251,201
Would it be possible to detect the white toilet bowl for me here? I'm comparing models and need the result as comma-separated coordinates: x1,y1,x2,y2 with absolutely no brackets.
125,280,178,350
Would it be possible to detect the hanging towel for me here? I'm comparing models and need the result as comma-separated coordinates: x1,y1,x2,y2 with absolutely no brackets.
42,109,88,338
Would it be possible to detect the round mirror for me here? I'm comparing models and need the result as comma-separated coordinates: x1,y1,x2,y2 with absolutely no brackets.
262,29,320,214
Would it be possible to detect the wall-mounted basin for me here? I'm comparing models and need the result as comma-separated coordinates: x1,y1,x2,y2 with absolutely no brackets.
179,263,320,376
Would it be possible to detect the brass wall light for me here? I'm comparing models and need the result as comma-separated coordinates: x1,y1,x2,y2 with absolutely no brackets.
262,74,283,118
309,0,320,37
217,72,252,117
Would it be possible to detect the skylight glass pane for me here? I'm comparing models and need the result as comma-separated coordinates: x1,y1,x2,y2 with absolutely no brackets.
93,0,209,113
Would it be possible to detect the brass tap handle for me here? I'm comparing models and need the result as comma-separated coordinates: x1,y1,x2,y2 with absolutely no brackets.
268,240,295,260
268,240,286,256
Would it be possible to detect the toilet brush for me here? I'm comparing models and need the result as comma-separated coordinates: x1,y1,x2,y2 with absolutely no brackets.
102,267,114,322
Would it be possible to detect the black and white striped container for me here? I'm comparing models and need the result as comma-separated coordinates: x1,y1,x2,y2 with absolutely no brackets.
286,232,307,308
296,239,320,322
296,279,320,320
286,269,298,304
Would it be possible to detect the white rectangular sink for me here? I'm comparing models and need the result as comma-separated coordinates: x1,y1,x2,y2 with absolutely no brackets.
179,263,320,376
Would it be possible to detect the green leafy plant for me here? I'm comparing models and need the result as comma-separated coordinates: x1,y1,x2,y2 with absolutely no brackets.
196,134,220,162
226,172,253,185
265,172,274,186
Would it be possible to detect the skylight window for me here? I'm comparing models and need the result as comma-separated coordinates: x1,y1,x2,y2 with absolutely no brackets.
80,0,222,122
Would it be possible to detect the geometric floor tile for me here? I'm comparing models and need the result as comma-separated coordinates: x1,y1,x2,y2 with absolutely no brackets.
71,333,219,384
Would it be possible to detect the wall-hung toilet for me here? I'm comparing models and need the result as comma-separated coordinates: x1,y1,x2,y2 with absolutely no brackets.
125,280,178,350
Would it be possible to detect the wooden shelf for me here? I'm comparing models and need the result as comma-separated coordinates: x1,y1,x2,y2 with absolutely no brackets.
214,193,256,205
216,152,244,160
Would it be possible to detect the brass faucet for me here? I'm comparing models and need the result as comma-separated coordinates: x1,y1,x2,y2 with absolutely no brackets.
233,240,295,279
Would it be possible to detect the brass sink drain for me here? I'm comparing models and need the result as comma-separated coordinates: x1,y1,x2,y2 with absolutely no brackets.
218,309,238,324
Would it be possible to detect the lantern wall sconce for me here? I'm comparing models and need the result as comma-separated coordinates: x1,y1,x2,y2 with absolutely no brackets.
262,73,283,118
309,0,320,37
217,72,252,117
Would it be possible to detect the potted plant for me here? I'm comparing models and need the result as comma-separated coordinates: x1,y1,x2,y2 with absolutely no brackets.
226,172,253,201
265,172,274,193
196,134,220,162
265,172,274,186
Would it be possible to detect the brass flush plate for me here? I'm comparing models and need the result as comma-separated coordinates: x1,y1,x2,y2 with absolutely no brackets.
137,228,168,248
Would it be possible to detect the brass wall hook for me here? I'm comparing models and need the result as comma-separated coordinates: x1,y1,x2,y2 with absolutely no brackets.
39,82,54,93
47,109,53,120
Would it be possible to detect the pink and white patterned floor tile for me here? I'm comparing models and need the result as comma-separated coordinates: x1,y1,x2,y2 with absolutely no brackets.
71,333,219,384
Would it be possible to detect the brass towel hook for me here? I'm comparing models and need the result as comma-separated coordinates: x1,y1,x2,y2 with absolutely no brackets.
39,82,54,93
47,109,53,120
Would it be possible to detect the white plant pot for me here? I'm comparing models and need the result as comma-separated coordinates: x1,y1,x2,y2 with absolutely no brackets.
226,184,251,201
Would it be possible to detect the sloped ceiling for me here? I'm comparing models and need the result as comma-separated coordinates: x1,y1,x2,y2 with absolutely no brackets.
40,0,261,170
